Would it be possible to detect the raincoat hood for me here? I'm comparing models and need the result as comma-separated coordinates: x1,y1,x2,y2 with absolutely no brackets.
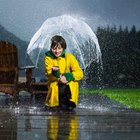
45,51,66,59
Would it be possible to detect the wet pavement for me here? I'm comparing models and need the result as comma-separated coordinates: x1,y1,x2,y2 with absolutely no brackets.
0,91,140,140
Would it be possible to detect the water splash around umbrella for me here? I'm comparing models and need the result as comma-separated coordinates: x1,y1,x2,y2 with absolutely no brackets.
27,15,102,70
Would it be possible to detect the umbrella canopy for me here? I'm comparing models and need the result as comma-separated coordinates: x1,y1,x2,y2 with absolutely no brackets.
27,15,102,70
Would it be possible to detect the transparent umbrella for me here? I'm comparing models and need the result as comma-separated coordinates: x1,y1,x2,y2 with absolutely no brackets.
27,15,102,70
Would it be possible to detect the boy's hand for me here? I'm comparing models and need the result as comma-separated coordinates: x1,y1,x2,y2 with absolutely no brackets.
60,75,68,84
52,66,60,71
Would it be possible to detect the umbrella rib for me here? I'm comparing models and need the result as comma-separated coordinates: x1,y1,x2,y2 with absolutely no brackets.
73,37,86,69
35,43,43,68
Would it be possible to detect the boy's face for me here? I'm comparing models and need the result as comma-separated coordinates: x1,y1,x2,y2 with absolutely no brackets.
51,44,63,57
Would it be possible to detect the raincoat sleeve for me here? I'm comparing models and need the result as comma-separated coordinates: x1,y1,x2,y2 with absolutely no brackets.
68,54,84,81
44,56,58,82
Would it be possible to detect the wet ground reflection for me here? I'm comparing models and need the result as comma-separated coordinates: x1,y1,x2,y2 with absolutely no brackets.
0,91,140,140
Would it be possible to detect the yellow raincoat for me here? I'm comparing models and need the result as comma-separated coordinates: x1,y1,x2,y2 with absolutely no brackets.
44,52,84,107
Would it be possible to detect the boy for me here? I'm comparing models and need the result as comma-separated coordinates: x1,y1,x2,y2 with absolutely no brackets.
44,35,84,110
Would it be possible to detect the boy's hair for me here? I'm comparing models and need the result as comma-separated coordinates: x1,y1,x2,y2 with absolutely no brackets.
50,35,67,50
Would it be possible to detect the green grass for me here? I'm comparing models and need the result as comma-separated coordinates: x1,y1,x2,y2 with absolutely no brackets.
80,88,140,110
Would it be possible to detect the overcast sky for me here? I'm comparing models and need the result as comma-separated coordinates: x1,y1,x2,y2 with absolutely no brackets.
0,0,140,41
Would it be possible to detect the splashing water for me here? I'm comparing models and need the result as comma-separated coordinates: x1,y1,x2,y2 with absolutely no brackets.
0,90,129,114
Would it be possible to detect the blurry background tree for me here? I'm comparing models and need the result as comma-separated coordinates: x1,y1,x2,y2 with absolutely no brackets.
93,25,140,88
